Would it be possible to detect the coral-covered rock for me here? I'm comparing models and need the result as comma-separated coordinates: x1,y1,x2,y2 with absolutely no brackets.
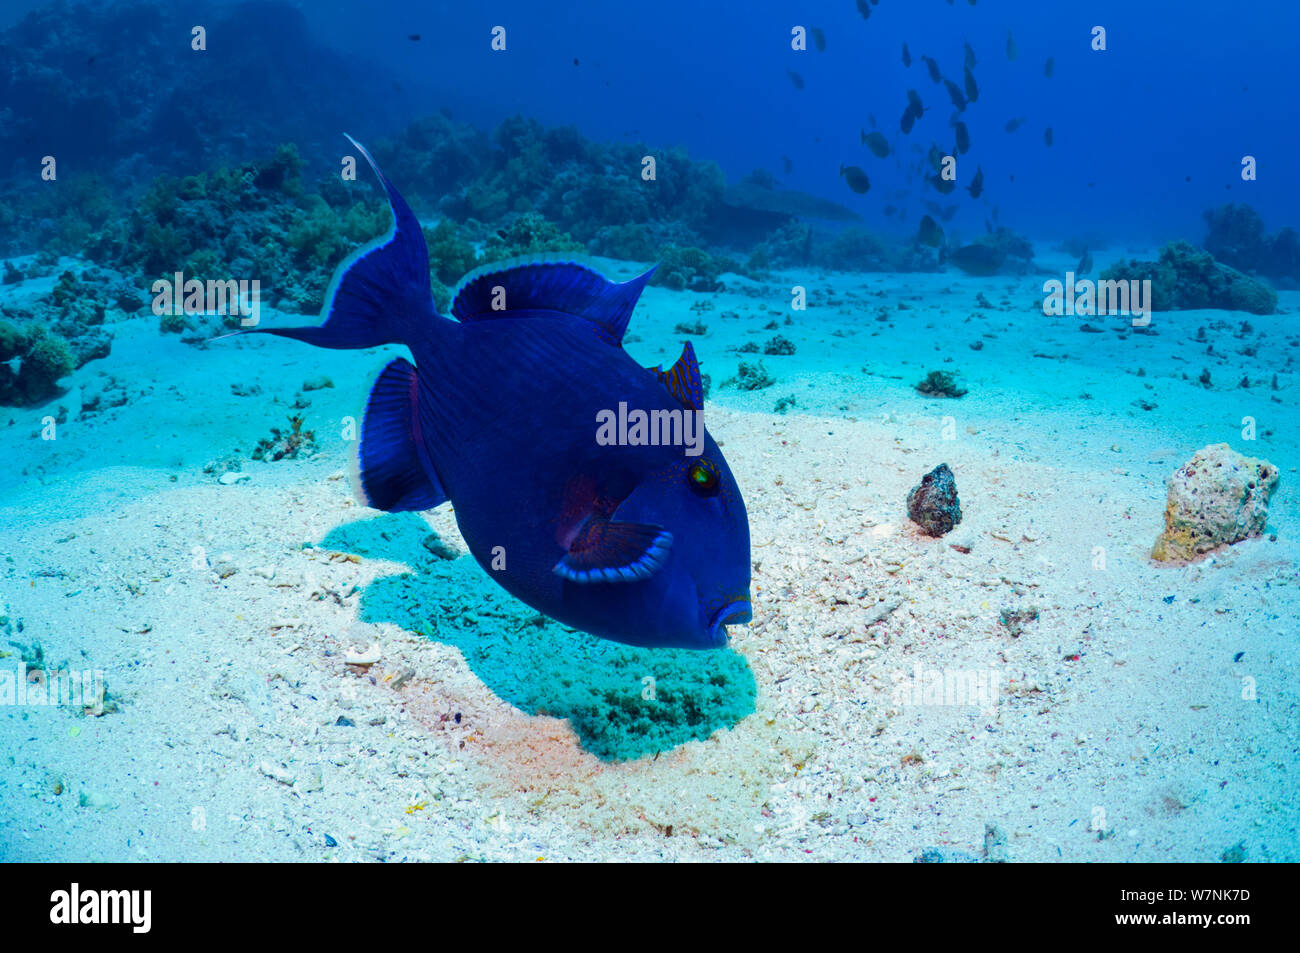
1151,444,1279,563
10,325,75,405
1101,241,1277,315
1202,203,1269,272
652,245,739,292
907,463,962,537
915,370,967,398
422,219,478,286
479,213,583,266
1203,203,1300,281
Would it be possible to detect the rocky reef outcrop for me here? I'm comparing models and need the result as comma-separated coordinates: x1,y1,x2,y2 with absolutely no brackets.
1101,241,1277,315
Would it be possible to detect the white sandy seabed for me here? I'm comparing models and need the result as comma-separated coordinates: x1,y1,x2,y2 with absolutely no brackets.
0,249,1296,863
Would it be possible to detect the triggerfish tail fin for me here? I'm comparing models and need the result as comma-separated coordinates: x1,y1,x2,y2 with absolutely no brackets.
451,259,657,347
351,357,447,512
241,134,436,350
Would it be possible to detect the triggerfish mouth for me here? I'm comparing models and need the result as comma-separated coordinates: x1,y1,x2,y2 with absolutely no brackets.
235,136,752,649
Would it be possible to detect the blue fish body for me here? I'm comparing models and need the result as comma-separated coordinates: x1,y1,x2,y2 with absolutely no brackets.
243,137,752,649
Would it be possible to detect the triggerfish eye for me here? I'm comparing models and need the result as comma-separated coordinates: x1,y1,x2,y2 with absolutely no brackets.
687,460,720,496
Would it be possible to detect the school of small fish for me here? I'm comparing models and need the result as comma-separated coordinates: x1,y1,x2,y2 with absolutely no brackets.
782,4,1061,254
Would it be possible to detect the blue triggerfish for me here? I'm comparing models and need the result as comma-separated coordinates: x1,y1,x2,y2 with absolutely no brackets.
236,137,753,650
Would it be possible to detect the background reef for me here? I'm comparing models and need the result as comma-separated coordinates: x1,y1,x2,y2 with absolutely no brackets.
2,0,1299,410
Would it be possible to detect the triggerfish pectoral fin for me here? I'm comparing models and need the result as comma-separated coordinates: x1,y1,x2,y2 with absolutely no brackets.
353,357,446,512
237,134,436,349
554,517,673,584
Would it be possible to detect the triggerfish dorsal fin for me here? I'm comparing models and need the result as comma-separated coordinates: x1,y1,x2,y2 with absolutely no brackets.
451,257,656,347
553,518,673,584
352,357,447,512
651,340,704,412
235,134,435,349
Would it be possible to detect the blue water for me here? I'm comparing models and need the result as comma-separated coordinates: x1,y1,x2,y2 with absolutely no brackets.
5,0,1296,244
275,0,1300,242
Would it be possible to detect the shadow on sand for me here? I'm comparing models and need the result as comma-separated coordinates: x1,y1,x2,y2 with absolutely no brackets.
319,512,757,761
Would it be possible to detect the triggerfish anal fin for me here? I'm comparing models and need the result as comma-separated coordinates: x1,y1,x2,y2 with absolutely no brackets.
353,357,447,512
235,134,435,349
554,518,673,584
651,340,704,412
451,259,657,347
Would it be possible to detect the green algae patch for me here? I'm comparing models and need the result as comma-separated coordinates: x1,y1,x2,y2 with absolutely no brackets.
321,514,756,762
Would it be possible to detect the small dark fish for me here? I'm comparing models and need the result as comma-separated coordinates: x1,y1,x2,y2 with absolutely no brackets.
782,155,794,174
954,121,970,154
408,34,421,41
944,78,966,112
918,214,944,247
1077,249,1093,275
964,41,977,71
884,204,898,217
901,42,911,67
811,26,826,52
900,104,917,135
1044,56,1055,78
967,164,984,199
841,164,871,194
787,69,805,90
858,0,873,20
929,174,956,195
1044,126,1054,147
907,89,925,115
964,67,979,103
1006,30,1017,61
862,130,891,158
922,56,942,83
939,204,958,222
927,142,945,174
1004,116,1026,133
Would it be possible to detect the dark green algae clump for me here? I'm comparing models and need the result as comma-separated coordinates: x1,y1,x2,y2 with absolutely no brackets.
319,513,756,762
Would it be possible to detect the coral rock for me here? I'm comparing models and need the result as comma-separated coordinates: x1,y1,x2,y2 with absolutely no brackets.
907,463,962,537
1151,444,1279,563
